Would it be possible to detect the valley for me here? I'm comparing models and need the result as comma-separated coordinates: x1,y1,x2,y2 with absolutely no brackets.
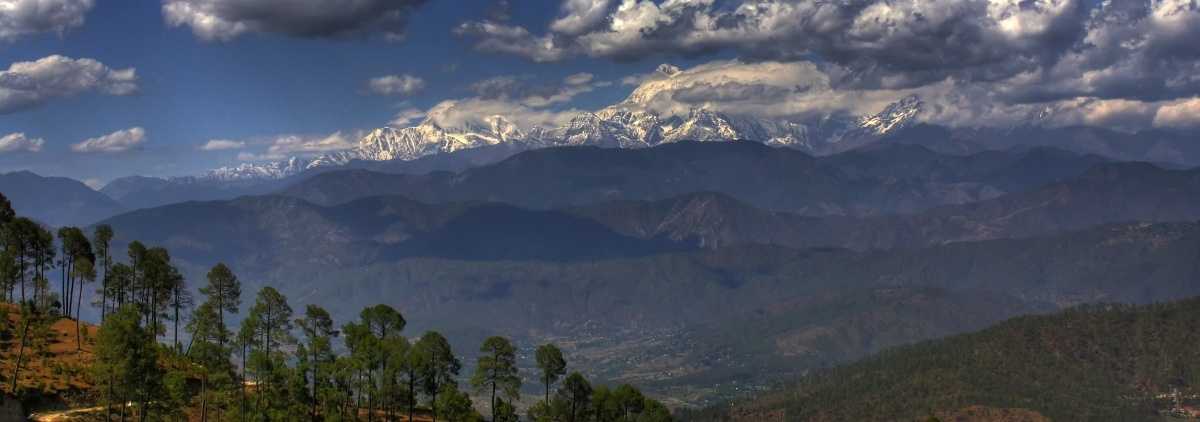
8,139,1200,413
8,2,1200,420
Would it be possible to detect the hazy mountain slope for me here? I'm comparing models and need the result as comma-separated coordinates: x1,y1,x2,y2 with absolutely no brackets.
567,192,822,249
283,141,1107,216
95,184,1200,404
854,162,1200,248
889,124,1200,166
98,189,1200,335
824,143,1108,191
101,177,285,212
684,297,1200,421
634,286,1055,400
0,171,125,227
97,175,171,203
571,161,1200,251
94,195,695,277
271,221,1200,345
102,158,1200,277
283,141,840,211
101,157,1200,275
271,222,1200,406
101,144,525,210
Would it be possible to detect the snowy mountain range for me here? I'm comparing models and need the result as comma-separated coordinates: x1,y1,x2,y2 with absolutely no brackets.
195,96,922,183
150,62,919,184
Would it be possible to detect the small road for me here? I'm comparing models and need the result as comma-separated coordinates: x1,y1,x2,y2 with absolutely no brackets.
29,405,106,421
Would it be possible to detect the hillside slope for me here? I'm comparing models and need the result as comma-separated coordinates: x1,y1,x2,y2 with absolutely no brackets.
1,304,98,400
270,223,1200,397
282,142,1105,216
102,142,525,211
684,297,1200,421
573,162,1200,251
95,195,695,276
0,171,125,227
888,124,1200,167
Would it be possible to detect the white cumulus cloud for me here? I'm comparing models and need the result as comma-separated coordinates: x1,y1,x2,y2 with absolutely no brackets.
424,98,582,130
72,127,145,153
366,74,426,96
199,139,247,150
238,132,357,161
0,132,45,153
564,72,594,86
1153,98,1200,129
0,55,137,114
389,107,427,126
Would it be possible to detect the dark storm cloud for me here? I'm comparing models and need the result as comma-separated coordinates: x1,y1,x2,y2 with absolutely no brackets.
162,0,430,41
458,0,1200,104
459,1,1086,82
0,0,94,42
469,75,562,100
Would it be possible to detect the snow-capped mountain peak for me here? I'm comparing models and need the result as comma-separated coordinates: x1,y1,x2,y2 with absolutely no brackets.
857,95,923,136
200,95,925,183
202,156,311,182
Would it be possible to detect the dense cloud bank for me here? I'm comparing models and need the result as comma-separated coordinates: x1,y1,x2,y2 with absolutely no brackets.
457,0,1200,130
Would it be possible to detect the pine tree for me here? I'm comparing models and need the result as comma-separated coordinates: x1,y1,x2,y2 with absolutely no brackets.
71,256,95,350
106,263,134,310
418,331,462,422
471,336,521,422
92,224,113,320
199,263,241,349
3,218,38,304
165,265,190,353
535,343,567,406
93,305,163,421
559,372,592,422
296,304,338,421
187,300,236,421
436,385,482,422
246,286,295,418
343,304,406,422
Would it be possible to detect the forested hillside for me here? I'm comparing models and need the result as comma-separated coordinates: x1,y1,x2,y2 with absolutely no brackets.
0,192,672,421
682,297,1200,421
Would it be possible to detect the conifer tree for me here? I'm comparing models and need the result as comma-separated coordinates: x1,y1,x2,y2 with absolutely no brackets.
296,304,338,421
418,331,462,422
246,286,295,418
471,336,521,422
94,306,163,421
536,343,567,406
93,224,113,319
343,304,406,422
199,263,241,348
559,372,592,422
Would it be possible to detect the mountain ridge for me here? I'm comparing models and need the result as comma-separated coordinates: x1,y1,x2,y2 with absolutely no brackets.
192,93,925,184
0,170,125,227
682,296,1200,421
281,141,1111,218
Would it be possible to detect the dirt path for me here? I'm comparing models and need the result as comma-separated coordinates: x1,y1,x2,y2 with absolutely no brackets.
29,405,106,421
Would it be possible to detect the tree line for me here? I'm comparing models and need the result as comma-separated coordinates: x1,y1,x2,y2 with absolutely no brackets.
0,192,672,421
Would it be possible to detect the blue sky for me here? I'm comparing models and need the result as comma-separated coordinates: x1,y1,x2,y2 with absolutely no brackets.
2,0,1198,185
0,0,707,183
